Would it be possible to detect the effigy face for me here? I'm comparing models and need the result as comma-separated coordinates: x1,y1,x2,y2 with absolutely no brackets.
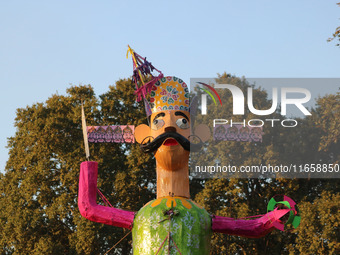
134,109,192,171
132,196,212,255
151,110,191,171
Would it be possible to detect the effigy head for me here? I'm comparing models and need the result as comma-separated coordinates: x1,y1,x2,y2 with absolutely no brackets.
134,76,209,170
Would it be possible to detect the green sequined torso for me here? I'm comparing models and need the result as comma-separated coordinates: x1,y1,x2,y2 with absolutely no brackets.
132,196,211,255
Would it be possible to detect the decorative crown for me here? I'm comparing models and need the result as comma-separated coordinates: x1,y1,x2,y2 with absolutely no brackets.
150,76,190,113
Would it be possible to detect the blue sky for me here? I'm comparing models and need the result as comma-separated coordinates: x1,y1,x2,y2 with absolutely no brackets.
0,1,339,172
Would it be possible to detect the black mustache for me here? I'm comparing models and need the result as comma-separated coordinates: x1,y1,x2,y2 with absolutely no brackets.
140,132,203,153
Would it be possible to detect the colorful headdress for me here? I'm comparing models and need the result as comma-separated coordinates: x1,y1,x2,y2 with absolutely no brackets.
126,45,163,102
127,46,190,117
150,76,190,113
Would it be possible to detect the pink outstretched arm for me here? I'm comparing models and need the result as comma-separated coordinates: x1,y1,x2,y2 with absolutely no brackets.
78,161,135,229
212,209,290,238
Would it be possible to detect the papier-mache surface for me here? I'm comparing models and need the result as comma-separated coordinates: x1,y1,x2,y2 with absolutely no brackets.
87,125,135,143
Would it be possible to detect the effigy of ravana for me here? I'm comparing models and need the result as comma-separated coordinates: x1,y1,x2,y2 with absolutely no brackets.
78,47,299,254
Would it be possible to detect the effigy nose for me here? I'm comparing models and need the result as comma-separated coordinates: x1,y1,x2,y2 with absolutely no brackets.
165,126,177,133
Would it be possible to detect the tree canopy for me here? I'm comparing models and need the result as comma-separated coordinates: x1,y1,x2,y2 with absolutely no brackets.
0,75,339,254
328,2,340,47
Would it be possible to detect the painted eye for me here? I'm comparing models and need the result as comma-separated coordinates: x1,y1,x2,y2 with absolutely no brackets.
151,119,165,130
176,118,190,129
